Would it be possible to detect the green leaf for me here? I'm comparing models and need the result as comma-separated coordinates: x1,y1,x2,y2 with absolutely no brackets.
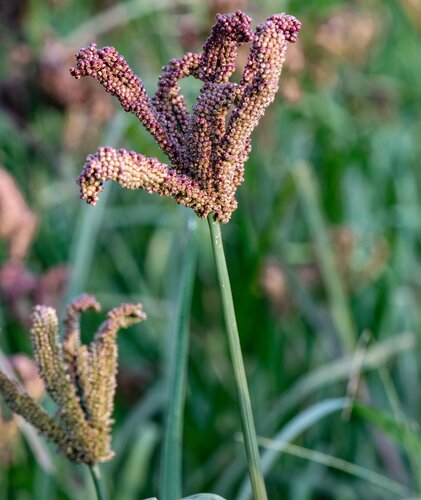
293,161,356,353
115,423,159,500
238,398,350,500
353,404,421,453
181,495,227,500
160,215,198,500
63,114,129,309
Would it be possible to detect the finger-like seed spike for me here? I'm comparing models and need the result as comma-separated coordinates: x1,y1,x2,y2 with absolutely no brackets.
30,306,93,445
82,304,146,453
267,13,302,43
217,14,300,206
0,370,90,463
70,43,178,163
63,294,101,383
71,11,301,222
0,297,147,465
74,345,92,415
199,10,253,83
0,371,68,448
77,146,215,218
30,306,72,406
153,52,202,149
183,82,240,188
77,147,171,205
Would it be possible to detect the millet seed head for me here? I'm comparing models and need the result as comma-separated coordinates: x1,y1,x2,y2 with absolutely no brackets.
71,11,301,222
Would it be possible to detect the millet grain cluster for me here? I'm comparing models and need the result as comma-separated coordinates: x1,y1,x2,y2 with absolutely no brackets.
71,11,301,222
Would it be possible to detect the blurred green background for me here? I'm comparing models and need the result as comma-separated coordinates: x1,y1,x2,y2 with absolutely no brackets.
1,0,421,498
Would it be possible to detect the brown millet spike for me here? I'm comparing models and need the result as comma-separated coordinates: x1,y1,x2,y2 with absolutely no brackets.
71,12,301,222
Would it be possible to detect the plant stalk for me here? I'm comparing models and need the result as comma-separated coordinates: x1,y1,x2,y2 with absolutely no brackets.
89,464,106,500
207,215,268,500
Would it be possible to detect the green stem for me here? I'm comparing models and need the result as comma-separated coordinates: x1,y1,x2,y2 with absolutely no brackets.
160,215,197,500
89,464,106,500
207,215,268,500
293,162,356,353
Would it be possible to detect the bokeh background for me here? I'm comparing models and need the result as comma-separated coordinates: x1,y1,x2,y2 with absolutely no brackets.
1,0,421,498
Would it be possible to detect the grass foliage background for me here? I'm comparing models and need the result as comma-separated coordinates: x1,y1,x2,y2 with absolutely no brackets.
1,0,421,498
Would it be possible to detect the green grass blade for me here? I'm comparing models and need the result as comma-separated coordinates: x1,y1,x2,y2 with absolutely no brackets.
116,423,159,500
293,161,356,352
64,0,196,44
212,333,415,495
378,368,421,493
256,439,414,498
63,113,129,309
160,215,198,500
353,404,421,450
262,333,416,431
237,398,350,500
111,382,165,472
